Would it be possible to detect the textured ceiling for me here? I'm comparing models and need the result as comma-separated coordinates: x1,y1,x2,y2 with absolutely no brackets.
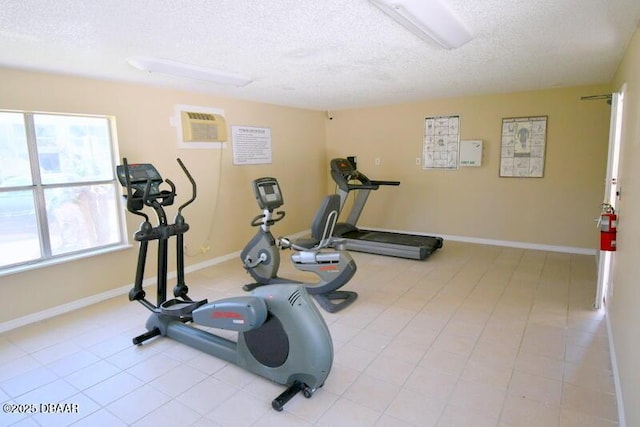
1,1,639,110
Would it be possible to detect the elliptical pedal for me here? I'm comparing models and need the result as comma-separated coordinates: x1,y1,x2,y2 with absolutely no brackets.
160,298,208,317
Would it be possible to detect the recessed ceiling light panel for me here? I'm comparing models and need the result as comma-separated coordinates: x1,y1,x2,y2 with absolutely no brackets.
127,57,252,87
369,0,472,49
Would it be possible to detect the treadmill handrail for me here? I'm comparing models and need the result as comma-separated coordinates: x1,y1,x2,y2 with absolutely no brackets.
344,177,400,191
348,183,379,190
330,158,400,191
369,180,400,186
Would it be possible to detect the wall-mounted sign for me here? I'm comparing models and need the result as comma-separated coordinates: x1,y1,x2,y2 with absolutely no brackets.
232,126,272,165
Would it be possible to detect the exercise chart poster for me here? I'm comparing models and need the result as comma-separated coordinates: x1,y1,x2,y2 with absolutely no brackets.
500,116,547,178
423,115,460,170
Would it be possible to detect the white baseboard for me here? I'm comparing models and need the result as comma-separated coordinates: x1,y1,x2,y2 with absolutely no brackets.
0,250,242,334
605,307,626,427
0,231,314,334
365,227,597,255
0,230,593,333
440,233,596,255
0,283,132,334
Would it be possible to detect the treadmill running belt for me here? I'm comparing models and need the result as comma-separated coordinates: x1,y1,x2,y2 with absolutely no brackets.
347,230,441,247
340,229,443,260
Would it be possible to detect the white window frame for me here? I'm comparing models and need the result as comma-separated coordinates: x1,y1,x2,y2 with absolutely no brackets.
0,110,128,276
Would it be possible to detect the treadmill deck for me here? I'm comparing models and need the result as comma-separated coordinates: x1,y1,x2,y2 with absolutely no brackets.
339,229,443,260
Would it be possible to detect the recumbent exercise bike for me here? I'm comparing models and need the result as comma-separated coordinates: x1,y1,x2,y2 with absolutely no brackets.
240,176,358,313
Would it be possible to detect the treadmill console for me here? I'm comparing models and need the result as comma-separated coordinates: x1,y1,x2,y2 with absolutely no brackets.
252,177,284,210
331,158,356,174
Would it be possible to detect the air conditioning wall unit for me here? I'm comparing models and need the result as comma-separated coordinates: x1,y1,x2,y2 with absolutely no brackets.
181,111,227,142
174,104,227,149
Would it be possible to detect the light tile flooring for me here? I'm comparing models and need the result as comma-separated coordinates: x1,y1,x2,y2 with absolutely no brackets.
0,242,618,426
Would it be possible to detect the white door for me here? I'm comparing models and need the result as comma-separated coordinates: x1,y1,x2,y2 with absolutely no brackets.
594,89,624,309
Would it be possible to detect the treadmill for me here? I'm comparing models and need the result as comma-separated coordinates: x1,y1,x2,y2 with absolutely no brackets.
330,157,443,260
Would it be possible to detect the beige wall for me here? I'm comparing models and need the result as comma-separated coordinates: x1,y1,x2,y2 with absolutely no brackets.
609,27,640,427
325,86,611,249
0,69,613,325
1,31,638,424
0,68,327,324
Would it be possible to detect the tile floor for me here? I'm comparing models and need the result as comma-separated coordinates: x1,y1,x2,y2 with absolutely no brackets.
0,241,618,426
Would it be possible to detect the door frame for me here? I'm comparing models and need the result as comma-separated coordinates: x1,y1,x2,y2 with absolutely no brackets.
595,87,625,309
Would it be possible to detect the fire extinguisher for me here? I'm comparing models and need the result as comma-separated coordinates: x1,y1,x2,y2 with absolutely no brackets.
599,203,617,251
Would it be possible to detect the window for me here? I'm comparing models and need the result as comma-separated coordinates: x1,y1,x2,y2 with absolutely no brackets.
0,111,125,271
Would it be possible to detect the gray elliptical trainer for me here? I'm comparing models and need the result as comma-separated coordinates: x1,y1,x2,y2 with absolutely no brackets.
240,177,358,313
117,159,333,411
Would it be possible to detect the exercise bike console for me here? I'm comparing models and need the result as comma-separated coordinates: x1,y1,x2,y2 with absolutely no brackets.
252,177,284,210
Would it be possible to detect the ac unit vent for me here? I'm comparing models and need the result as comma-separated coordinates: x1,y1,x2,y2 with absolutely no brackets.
181,111,227,142
288,289,302,306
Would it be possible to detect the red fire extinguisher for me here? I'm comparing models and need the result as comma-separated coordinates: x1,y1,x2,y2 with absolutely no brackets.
599,203,617,251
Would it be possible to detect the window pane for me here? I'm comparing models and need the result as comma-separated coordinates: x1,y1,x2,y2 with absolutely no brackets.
33,115,114,184
45,184,121,255
1,111,124,271
0,190,41,267
0,112,31,187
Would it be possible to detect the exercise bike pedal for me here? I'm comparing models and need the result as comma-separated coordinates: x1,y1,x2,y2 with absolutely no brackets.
160,298,207,317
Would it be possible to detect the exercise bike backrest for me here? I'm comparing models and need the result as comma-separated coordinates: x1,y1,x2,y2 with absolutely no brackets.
305,194,340,249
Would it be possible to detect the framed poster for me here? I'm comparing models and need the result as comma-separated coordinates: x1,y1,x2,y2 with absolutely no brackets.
500,116,547,177
423,115,460,170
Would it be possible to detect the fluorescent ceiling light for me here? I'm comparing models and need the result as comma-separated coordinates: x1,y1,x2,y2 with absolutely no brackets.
127,57,252,87
369,0,472,49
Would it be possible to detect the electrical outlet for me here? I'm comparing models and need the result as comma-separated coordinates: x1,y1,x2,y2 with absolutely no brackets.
375,158,381,166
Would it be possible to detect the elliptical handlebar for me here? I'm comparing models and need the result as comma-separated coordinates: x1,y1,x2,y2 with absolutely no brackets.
177,158,197,215
118,157,196,310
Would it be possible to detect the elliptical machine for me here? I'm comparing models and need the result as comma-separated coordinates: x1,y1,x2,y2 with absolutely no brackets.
117,159,333,411
240,177,358,313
